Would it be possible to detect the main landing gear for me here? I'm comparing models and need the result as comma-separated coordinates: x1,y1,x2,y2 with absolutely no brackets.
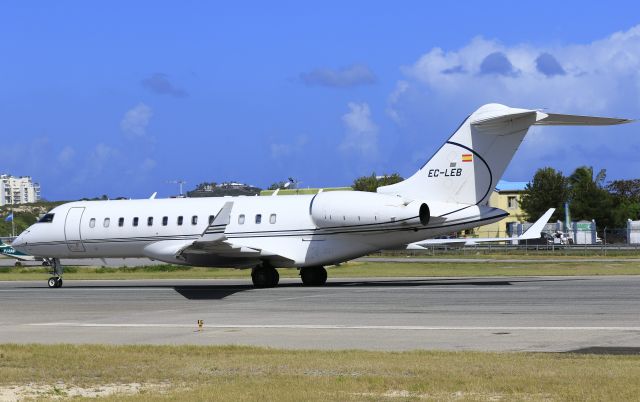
300,266,327,286
46,258,63,288
250,264,328,288
251,264,280,288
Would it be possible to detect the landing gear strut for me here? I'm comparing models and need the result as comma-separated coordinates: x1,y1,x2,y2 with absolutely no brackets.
46,258,63,288
300,266,327,286
251,264,279,288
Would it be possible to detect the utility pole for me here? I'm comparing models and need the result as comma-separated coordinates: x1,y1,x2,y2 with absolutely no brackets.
167,179,187,197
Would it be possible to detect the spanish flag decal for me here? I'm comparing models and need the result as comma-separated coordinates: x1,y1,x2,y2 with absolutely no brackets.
462,153,473,162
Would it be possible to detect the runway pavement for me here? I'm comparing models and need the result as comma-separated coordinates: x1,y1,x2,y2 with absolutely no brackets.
1,275,639,352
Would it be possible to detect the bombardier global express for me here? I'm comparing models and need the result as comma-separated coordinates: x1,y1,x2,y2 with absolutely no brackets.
12,103,631,288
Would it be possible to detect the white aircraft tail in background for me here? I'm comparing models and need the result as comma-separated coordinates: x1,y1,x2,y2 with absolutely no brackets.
406,208,555,249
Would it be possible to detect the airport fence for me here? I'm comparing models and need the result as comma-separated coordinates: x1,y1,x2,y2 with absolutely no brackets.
378,227,640,257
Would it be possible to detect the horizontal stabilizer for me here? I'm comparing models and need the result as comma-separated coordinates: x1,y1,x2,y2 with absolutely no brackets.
471,107,632,128
534,113,632,126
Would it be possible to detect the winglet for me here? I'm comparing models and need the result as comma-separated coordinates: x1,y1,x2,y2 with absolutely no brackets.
200,201,234,241
518,208,555,240
149,192,157,199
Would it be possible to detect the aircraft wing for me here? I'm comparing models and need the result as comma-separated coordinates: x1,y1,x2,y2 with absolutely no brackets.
142,201,299,265
406,208,555,249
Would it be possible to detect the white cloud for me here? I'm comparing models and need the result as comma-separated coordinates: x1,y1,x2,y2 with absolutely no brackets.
340,102,378,156
90,143,119,172
300,64,376,88
141,73,188,98
270,135,308,159
385,25,640,181
120,103,153,138
57,146,75,165
140,158,156,172
386,80,409,123
399,25,640,113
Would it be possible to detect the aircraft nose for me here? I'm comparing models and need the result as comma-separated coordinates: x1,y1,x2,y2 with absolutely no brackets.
11,231,28,251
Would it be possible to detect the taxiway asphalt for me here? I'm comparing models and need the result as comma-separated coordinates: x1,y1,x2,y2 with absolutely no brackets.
1,275,639,352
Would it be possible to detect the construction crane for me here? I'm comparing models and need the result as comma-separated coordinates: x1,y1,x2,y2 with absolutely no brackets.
166,179,187,197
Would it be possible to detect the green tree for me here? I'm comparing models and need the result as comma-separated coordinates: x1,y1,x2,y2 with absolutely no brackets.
519,167,568,221
607,179,640,203
352,173,403,192
268,182,285,190
568,166,614,227
607,179,640,226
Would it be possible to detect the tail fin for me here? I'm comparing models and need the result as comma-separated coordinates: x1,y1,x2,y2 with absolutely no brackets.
378,103,630,205
518,208,555,240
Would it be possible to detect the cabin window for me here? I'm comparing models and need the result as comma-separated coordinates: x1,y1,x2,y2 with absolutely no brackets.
191,215,198,225
177,216,183,226
238,214,245,224
162,216,168,226
208,215,215,225
269,214,276,224
38,213,55,223
133,217,139,227
118,217,124,227
103,218,110,228
147,217,153,226
255,214,262,224
89,218,96,228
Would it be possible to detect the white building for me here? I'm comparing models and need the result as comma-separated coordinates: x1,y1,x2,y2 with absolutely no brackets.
0,175,41,206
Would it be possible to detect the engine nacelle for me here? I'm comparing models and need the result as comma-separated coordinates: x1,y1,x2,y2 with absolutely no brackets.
310,191,429,228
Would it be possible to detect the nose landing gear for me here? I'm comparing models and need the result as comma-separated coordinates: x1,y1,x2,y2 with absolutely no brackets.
46,258,64,288
47,276,62,288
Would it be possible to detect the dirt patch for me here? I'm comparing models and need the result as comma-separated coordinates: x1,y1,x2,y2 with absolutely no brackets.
0,382,171,401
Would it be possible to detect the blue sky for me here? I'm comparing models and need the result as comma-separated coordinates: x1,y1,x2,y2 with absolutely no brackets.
1,1,639,200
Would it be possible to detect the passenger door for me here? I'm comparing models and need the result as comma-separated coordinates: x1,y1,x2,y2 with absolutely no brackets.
65,207,86,252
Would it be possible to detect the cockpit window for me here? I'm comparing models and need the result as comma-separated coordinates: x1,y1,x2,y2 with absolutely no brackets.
38,213,55,223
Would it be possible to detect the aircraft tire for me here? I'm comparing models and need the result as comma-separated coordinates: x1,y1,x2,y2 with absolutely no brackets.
251,266,279,288
14,261,22,267
300,266,327,286
48,277,63,288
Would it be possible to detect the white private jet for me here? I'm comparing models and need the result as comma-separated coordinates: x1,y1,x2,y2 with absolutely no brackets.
406,208,555,249
12,103,630,288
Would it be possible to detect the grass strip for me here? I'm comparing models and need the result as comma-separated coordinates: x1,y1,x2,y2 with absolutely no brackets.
1,260,640,281
0,344,638,401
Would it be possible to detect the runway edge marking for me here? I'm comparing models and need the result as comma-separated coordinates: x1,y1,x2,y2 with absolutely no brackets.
26,323,640,331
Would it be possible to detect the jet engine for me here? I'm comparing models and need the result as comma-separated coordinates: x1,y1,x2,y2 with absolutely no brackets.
309,191,429,228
